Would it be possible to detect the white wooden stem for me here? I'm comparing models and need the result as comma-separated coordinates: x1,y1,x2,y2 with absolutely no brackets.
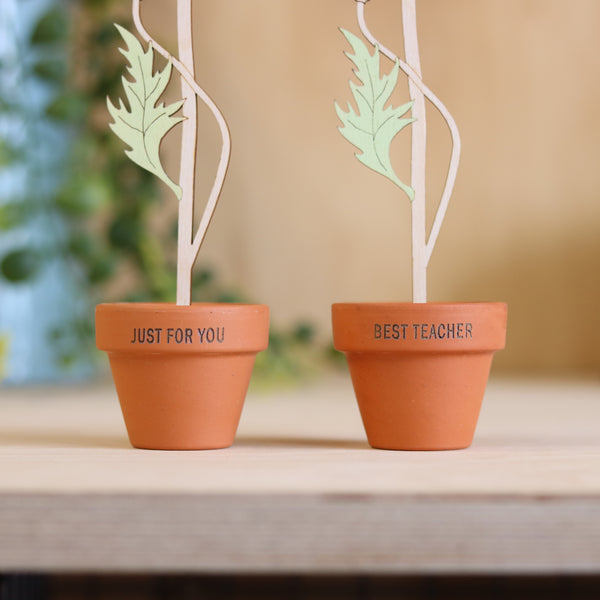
356,1,461,292
176,0,196,306
132,0,232,306
401,0,427,303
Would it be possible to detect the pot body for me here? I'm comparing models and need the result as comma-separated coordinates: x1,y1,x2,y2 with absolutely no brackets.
332,302,507,451
96,303,269,450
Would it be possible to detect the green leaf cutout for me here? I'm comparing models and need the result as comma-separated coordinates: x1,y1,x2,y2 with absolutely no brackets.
107,24,183,200
335,29,415,201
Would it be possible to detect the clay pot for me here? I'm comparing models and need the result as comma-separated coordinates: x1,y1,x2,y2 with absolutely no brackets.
332,302,507,451
96,303,269,450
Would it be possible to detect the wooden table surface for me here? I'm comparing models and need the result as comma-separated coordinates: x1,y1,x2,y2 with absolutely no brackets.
0,375,599,574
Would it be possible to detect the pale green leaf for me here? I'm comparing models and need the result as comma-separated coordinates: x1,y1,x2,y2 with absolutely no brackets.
335,29,415,201
107,24,183,200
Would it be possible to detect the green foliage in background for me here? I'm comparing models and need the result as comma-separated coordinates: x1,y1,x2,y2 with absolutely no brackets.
0,0,335,383
0,2,70,288
335,29,415,201
0,335,7,381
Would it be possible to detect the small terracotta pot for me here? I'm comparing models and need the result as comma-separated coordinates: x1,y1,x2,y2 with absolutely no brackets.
332,302,507,451
96,303,269,450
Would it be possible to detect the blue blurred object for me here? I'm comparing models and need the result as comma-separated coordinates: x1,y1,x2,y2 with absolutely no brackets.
0,0,91,384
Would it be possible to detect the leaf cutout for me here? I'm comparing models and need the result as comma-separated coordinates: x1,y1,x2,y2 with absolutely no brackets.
335,29,415,201
107,24,184,200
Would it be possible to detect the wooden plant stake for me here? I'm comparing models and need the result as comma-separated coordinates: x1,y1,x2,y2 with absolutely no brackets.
402,0,427,303
108,0,231,306
337,0,461,303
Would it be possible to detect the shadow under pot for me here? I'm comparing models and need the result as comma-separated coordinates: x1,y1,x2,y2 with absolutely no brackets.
96,302,269,450
332,302,507,451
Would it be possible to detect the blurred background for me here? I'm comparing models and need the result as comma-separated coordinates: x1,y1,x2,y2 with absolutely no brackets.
0,0,599,384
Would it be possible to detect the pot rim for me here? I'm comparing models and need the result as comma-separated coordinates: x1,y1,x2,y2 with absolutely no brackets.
97,301,267,311
96,302,270,354
332,301,507,353
332,301,506,308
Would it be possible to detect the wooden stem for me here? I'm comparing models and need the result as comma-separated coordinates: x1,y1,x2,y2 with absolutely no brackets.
176,0,196,306
401,0,427,303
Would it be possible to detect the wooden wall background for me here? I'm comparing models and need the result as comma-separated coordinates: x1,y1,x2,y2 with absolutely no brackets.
133,0,600,376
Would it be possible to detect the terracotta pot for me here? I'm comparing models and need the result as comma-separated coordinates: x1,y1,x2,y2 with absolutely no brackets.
332,302,507,451
96,303,269,450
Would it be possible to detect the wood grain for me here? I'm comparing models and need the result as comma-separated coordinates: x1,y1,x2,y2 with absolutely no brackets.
0,377,599,573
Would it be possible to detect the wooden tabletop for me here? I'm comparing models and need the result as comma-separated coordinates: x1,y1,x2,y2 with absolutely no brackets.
0,375,599,574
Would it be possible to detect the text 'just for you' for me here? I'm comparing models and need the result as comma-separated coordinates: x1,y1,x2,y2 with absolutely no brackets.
130,327,225,345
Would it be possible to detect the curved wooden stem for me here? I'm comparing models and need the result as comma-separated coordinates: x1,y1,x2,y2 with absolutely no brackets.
132,0,232,305
356,1,461,270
